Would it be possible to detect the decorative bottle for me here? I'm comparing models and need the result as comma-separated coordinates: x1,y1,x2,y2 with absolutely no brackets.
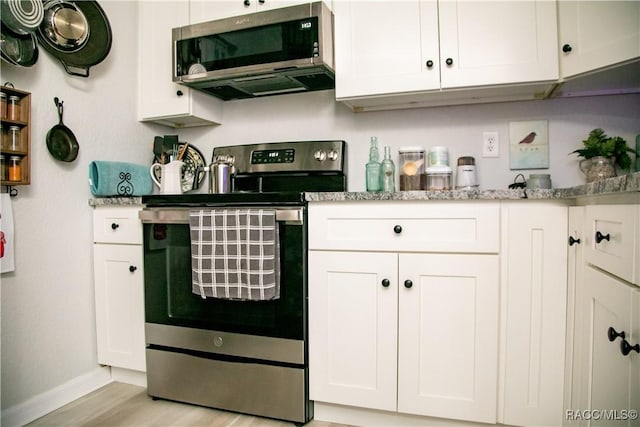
366,137,382,192
381,146,395,192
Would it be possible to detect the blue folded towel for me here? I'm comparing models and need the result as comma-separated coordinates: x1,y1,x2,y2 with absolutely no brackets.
89,161,153,197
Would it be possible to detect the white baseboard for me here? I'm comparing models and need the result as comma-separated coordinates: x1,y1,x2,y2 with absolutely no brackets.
111,367,147,388
1,366,112,427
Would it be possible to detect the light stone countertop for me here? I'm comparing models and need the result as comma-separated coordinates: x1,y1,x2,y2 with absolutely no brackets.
88,172,640,206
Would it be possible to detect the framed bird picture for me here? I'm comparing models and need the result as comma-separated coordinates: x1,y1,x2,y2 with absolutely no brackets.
509,120,549,170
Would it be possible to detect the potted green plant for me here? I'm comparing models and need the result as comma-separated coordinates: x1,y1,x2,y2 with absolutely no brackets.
570,128,636,182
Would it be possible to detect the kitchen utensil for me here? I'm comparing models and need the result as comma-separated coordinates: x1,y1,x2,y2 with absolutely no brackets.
455,156,478,190
36,0,112,77
0,0,44,35
208,157,234,194
152,143,205,193
38,0,90,52
46,97,79,162
402,159,424,176
1,26,39,67
150,160,184,195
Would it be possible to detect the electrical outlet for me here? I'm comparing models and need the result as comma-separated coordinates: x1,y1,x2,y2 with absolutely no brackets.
482,131,499,158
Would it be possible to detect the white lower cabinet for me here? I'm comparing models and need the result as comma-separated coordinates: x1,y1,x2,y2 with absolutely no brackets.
309,201,500,424
93,206,145,372
500,203,569,426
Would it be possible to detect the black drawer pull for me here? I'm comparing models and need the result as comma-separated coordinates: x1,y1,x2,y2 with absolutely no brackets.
595,231,610,244
608,326,625,342
404,279,413,289
621,339,640,356
568,236,581,246
381,279,390,288
111,223,119,230
562,43,572,53
393,225,403,234
129,265,137,273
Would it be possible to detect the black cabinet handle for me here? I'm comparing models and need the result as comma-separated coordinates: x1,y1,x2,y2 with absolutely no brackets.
568,236,581,246
445,58,453,66
595,231,610,244
426,60,434,68
621,339,640,356
381,279,390,288
244,0,250,5
562,44,572,53
129,265,137,273
176,90,184,97
259,0,265,3
608,326,626,342
393,225,403,234
404,279,413,289
111,223,119,230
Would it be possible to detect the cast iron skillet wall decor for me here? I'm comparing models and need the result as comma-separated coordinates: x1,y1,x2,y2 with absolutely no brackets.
46,97,79,162
36,0,112,77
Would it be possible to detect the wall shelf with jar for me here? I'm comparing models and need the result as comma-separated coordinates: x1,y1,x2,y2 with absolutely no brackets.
1,84,31,196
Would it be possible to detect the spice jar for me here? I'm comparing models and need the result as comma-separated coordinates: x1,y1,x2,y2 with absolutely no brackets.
0,92,7,120
7,95,20,121
8,125,21,150
0,123,6,150
0,155,7,181
8,155,22,181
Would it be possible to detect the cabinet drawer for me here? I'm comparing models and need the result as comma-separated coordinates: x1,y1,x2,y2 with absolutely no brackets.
585,204,639,285
93,206,143,244
309,201,500,253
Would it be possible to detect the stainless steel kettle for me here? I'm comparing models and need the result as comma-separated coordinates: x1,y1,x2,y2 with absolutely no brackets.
208,155,234,194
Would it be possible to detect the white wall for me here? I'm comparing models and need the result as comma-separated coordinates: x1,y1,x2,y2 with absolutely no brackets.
0,0,639,424
180,90,640,192
0,1,165,422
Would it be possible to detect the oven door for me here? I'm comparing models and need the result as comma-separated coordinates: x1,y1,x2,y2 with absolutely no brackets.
140,206,307,341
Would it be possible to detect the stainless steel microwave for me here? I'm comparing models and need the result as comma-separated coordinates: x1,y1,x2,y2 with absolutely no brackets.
172,2,334,100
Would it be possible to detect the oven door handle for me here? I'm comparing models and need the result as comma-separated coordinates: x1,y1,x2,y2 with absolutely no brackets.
139,207,304,225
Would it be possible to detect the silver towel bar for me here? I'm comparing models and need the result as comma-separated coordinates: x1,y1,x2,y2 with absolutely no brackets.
139,207,304,225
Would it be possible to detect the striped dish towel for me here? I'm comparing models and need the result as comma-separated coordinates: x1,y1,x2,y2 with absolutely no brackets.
189,209,280,301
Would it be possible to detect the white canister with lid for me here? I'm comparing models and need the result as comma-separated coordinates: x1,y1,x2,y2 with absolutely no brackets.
426,165,453,191
428,146,449,167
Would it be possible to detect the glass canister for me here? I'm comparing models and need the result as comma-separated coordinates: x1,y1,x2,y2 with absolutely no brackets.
8,155,22,181
526,173,552,189
399,146,425,190
7,95,21,121
0,92,7,120
0,154,7,181
8,125,21,150
426,165,453,190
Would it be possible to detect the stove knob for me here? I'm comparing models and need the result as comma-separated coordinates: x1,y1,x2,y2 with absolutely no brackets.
327,150,339,161
314,149,327,161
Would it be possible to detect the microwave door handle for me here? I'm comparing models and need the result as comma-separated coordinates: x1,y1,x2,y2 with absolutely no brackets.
139,208,304,225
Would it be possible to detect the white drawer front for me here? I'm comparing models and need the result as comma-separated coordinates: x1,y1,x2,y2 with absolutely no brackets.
309,201,500,253
585,204,639,285
93,206,143,244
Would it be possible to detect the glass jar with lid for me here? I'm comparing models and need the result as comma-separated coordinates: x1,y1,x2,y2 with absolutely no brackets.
0,154,7,181
398,146,426,190
8,125,21,150
8,155,22,182
0,92,7,120
7,95,21,121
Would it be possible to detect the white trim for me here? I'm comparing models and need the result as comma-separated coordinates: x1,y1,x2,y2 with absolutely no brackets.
1,366,112,427
111,367,146,388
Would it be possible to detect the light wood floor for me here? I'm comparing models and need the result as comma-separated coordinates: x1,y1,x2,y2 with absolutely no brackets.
26,382,350,427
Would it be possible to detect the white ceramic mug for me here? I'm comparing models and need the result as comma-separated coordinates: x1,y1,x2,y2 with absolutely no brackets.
150,160,184,194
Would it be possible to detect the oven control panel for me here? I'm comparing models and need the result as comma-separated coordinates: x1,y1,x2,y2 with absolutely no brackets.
213,140,346,174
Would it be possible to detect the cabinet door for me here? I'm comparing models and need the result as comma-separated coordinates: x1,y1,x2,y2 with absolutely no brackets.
334,0,440,99
558,1,640,78
501,203,568,426
579,266,635,425
397,253,499,424
138,1,222,127
438,0,558,88
567,206,586,418
309,251,398,411
94,244,145,372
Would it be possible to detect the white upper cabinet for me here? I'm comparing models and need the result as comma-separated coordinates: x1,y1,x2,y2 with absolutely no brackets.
558,0,640,78
190,0,322,23
335,0,559,103
138,1,222,128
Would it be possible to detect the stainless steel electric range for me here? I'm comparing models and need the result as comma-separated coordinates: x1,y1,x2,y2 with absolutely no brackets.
139,140,347,425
